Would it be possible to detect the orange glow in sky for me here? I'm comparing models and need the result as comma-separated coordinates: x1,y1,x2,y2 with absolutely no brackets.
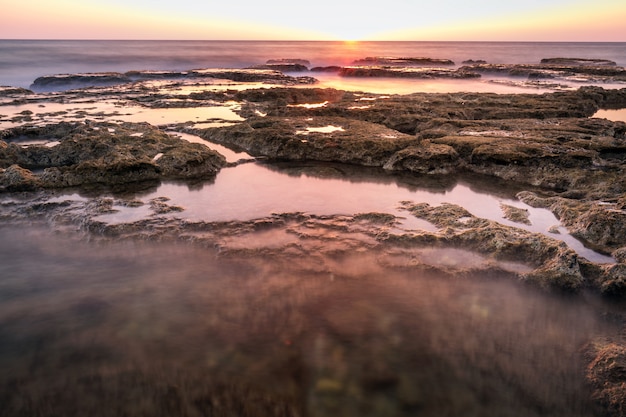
2,0,625,41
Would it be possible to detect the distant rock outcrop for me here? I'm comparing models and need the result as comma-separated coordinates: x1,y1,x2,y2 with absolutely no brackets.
352,57,455,66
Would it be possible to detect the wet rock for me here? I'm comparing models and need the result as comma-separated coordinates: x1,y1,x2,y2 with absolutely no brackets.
540,58,617,66
0,86,34,96
523,247,584,292
198,116,419,166
352,57,455,66
0,122,226,190
597,263,626,296
382,142,459,174
462,59,487,65
586,341,626,416
266,58,311,66
310,66,343,73
399,202,585,291
0,164,41,191
248,64,309,72
338,66,480,79
30,69,318,92
517,193,626,254
500,204,531,225
460,62,626,82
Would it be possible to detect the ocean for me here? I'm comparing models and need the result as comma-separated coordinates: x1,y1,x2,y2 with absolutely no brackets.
2,40,626,89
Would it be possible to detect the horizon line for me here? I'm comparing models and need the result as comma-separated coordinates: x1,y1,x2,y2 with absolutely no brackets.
1,38,626,43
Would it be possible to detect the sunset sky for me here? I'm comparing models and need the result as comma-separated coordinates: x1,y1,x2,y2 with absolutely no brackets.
2,0,625,41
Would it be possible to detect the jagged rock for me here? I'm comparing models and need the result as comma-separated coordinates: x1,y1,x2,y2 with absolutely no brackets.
522,247,584,291
0,164,41,191
0,122,226,189
382,142,459,174
500,204,531,225
198,116,419,166
586,341,626,416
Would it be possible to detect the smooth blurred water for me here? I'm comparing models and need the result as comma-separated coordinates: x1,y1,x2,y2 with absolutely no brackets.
1,40,625,88
0,227,616,417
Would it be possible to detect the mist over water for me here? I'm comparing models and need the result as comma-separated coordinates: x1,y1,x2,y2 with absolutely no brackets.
2,40,626,416
1,40,626,88
0,227,614,416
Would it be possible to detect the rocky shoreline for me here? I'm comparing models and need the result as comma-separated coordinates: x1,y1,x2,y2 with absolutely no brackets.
3,57,626,415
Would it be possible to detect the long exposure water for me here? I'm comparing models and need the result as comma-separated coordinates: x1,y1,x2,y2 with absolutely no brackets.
2,41,626,416
0,227,617,416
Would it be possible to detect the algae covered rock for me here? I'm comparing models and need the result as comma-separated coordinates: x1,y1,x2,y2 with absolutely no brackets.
0,122,226,190
586,341,626,416
0,164,41,191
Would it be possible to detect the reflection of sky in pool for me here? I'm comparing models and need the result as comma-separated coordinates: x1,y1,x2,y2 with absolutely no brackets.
92,159,613,264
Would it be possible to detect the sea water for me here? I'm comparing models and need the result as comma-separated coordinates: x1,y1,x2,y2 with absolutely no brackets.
1,40,626,416
2,40,626,89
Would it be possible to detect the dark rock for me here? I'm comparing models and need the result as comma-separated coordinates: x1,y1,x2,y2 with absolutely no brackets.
31,72,132,91
462,59,487,65
540,57,617,66
196,116,419,166
0,122,226,189
352,57,455,66
247,64,309,72
338,66,480,79
0,86,34,96
586,341,626,415
0,164,41,191
266,58,311,66
30,69,318,92
460,63,626,82
310,66,343,73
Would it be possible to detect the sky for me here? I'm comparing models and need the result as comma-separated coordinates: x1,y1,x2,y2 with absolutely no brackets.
2,0,625,41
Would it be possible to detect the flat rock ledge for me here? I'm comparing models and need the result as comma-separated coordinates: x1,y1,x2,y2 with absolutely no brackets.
0,122,226,190
30,68,317,91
